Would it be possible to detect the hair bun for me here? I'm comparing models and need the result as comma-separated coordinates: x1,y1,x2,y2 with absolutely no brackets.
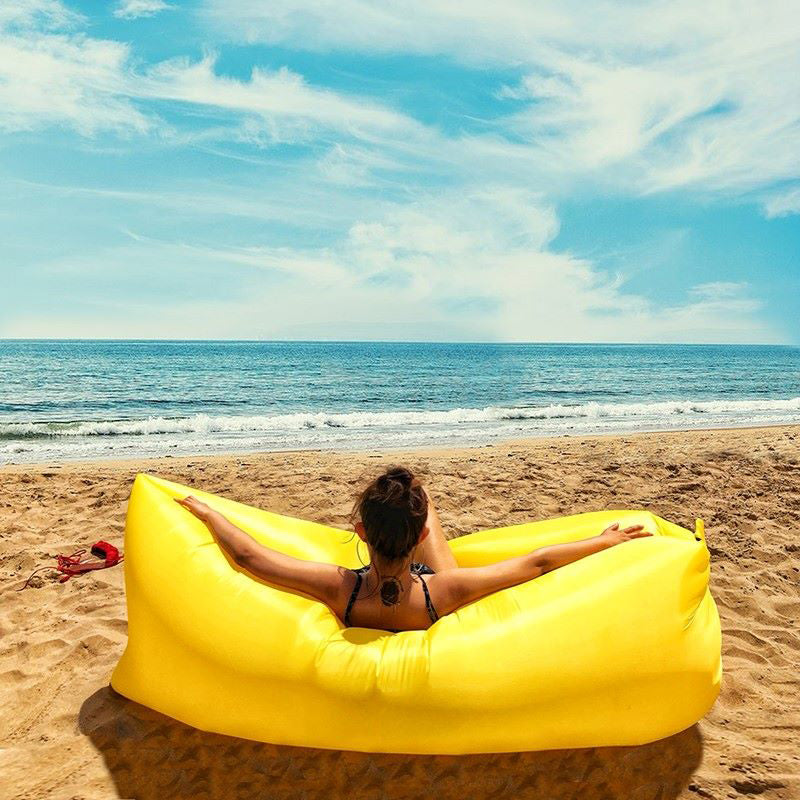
351,465,428,562
376,466,415,503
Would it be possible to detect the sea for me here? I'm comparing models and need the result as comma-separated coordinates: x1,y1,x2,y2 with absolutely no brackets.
1,340,799,464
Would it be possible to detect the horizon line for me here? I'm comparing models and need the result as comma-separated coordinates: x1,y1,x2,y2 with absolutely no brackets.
0,337,795,347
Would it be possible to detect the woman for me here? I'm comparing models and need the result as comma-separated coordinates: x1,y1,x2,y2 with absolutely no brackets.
175,465,650,632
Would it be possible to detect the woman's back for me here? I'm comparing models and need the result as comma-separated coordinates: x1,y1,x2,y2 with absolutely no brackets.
341,563,440,631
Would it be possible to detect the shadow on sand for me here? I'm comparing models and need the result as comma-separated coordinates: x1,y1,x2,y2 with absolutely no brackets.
80,687,702,800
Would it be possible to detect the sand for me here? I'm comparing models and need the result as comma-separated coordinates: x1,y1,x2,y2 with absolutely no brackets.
1,426,798,800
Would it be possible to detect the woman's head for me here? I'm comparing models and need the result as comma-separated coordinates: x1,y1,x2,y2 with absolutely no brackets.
352,466,429,563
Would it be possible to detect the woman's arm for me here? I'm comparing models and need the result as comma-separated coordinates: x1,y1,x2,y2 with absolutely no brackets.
174,496,344,607
435,523,651,613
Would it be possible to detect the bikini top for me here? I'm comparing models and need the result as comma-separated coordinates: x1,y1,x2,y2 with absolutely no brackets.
343,562,439,629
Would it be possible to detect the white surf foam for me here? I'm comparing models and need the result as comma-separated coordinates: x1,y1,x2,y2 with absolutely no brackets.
2,396,799,439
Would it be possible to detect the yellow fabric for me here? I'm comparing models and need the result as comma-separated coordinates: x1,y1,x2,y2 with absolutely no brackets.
111,473,721,754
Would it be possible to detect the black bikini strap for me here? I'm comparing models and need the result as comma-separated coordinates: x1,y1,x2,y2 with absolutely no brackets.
344,565,439,627
418,574,439,624
343,568,366,627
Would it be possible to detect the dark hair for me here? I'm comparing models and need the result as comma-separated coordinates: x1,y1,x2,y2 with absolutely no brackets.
351,466,428,605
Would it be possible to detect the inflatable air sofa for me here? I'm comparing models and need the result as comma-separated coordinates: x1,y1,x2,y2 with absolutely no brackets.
111,474,721,754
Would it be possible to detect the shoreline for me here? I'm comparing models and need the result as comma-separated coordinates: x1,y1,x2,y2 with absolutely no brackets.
2,424,798,798
3,420,800,471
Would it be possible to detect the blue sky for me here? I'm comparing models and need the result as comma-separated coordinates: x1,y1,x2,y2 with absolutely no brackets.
1,0,798,343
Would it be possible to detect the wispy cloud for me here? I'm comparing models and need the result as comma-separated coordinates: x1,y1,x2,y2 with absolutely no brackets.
763,186,800,218
207,0,800,210
12,2,797,210
114,0,172,20
8,211,776,343
138,56,419,141
0,1,794,343
0,4,150,134
689,282,757,303
12,187,769,343
0,2,421,144
0,0,82,29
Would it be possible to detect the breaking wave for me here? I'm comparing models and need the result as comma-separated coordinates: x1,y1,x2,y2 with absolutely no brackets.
3,397,799,441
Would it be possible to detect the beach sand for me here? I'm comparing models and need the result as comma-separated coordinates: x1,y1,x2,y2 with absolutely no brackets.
1,426,798,800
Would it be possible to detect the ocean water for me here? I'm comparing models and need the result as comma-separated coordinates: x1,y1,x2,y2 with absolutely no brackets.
1,340,799,464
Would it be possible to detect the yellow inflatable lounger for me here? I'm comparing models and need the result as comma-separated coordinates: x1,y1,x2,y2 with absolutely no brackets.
111,474,721,755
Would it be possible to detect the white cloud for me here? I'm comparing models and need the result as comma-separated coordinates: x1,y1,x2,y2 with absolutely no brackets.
207,0,800,209
763,186,800,218
653,284,767,341
317,192,773,343
138,56,418,141
12,1,797,212
0,3,421,143
114,1,172,20
0,1,790,344
202,0,568,61
0,0,82,29
11,187,770,343
175,241,353,286
689,282,755,303
5,172,777,342
0,1,151,134
9,177,364,230
0,32,152,134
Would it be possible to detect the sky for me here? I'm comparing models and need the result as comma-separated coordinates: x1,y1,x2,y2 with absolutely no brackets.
1,0,799,344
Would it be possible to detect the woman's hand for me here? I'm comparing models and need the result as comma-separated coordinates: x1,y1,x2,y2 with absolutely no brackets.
600,522,652,546
174,495,213,522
